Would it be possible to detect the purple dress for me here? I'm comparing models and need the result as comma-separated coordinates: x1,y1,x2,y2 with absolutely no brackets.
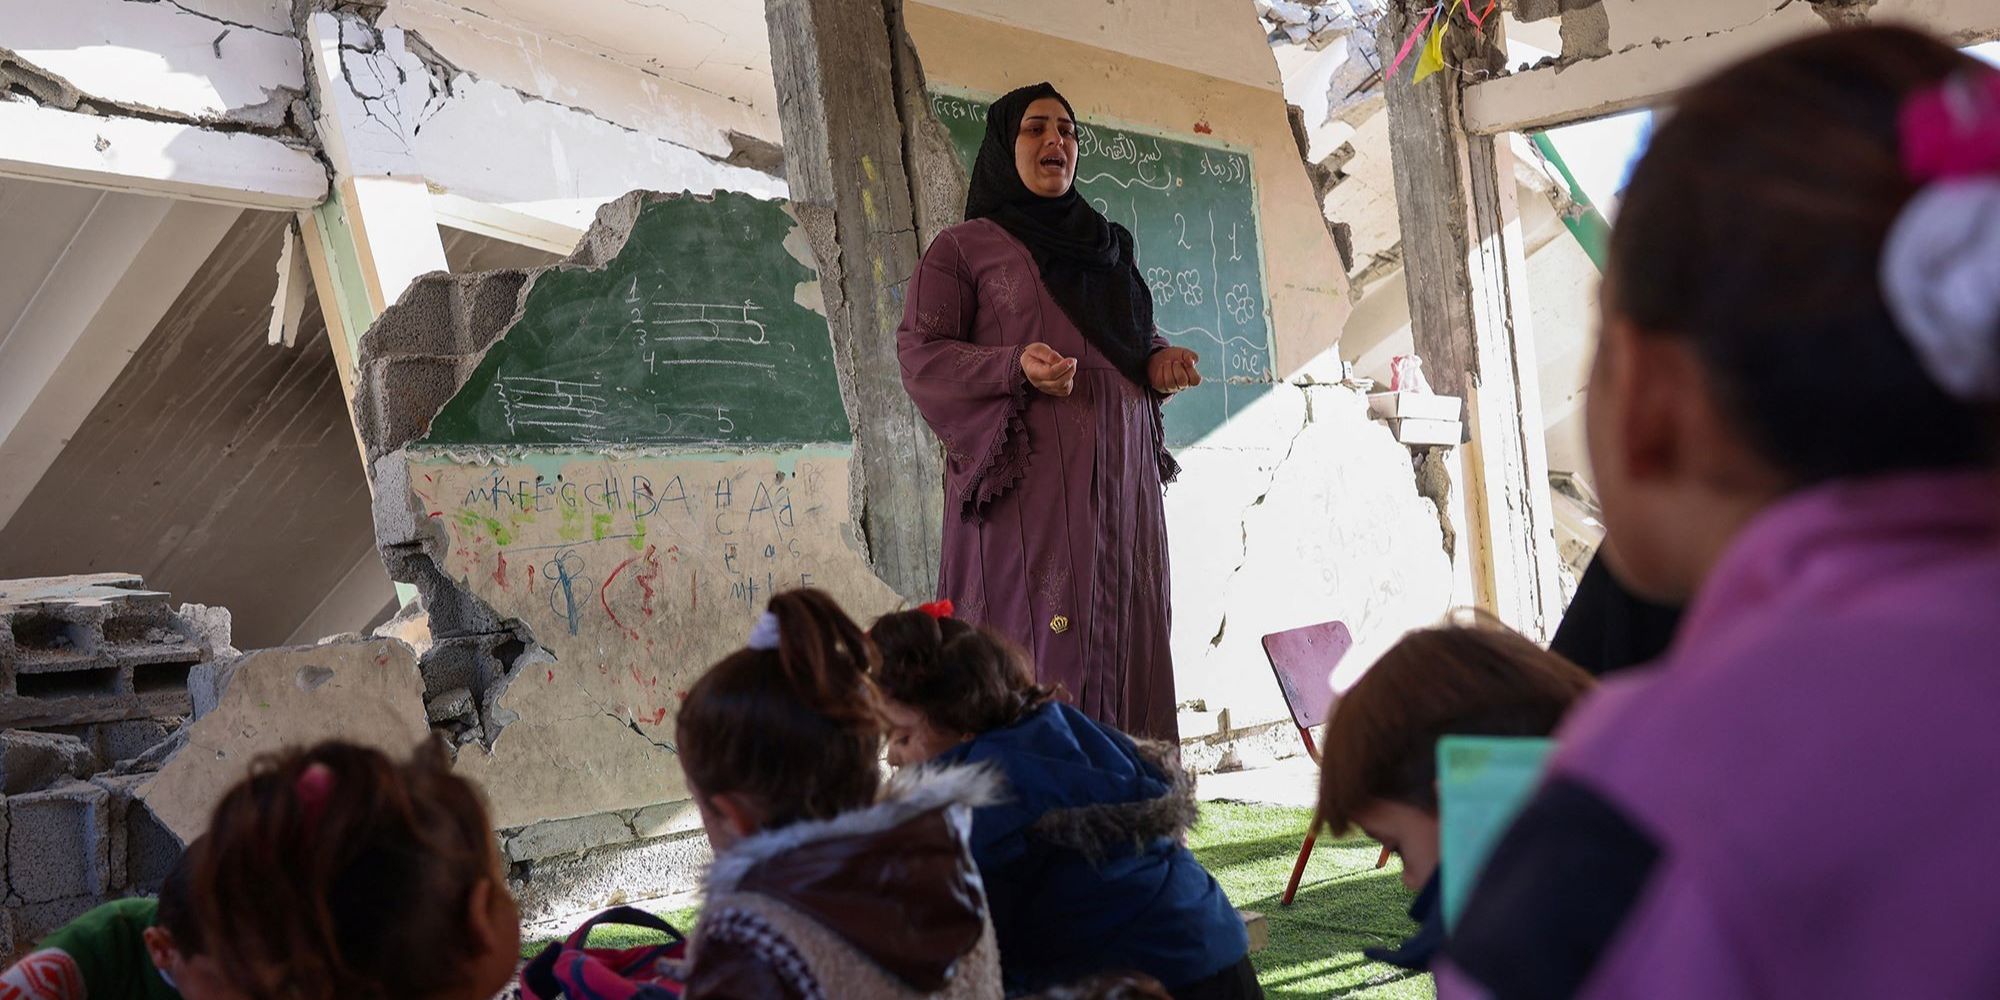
896,219,1181,742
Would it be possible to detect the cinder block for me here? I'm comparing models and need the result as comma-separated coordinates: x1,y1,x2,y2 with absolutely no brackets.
0,731,96,794
503,812,635,864
92,773,182,893
92,719,175,766
6,780,113,903
6,895,103,964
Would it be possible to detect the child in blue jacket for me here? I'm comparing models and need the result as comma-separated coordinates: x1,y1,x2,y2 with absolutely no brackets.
869,603,1260,1000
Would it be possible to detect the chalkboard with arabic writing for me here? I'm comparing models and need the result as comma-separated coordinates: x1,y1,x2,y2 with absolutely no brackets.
928,91,1275,446
421,193,851,449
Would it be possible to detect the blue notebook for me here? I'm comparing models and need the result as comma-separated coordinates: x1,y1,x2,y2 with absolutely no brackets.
1437,735,1555,930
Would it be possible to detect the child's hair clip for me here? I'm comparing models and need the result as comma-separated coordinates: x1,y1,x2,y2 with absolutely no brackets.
918,599,955,620
296,762,335,825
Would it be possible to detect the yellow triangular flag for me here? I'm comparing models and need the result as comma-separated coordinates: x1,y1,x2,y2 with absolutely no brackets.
1413,20,1448,83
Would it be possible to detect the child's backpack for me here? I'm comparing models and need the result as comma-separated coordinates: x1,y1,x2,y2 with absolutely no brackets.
519,906,688,1000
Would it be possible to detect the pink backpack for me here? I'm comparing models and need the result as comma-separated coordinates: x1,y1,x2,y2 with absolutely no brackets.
519,906,688,1000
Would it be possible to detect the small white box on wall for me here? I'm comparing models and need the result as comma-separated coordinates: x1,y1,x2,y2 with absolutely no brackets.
1367,392,1464,422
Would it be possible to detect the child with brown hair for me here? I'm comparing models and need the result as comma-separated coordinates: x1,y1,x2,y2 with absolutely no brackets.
188,739,521,1000
868,603,1257,1000
1442,26,2000,1000
675,589,1001,1000
1311,617,1595,972
0,837,223,1000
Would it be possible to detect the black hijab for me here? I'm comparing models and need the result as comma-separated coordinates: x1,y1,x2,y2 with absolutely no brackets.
964,83,1155,387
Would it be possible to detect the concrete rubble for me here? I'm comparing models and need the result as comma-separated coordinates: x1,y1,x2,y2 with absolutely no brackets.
0,573,222,961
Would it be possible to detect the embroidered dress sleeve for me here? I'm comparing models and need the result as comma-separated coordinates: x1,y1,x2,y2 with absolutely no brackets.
896,228,1033,519
0,950,87,1000
684,907,824,1000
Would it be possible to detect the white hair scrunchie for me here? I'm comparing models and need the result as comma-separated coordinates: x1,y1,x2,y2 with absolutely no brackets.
1880,179,2000,402
747,610,781,651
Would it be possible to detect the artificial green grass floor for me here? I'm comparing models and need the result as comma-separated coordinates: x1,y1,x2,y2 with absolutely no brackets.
1191,800,1431,1000
523,800,1431,999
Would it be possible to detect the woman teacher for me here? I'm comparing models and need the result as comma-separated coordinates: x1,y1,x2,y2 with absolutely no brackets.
895,83,1199,742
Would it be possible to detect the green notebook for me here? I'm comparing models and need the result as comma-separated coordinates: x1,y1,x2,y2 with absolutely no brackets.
1437,735,1555,930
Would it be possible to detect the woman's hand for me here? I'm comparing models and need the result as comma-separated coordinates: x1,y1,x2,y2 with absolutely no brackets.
1021,342,1078,397
1149,347,1202,394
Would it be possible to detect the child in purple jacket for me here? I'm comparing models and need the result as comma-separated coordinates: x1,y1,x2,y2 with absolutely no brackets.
1442,26,2000,1000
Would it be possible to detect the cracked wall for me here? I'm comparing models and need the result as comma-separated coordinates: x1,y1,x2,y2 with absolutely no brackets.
1471,0,2000,134
0,0,308,136
315,6,783,232
909,4,1453,732
358,191,896,831
1168,385,1453,729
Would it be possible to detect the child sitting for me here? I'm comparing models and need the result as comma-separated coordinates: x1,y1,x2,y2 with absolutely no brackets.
1311,618,1595,971
0,838,220,1000
676,589,1001,1000
1441,27,2000,999
868,603,1258,1000
188,739,521,1000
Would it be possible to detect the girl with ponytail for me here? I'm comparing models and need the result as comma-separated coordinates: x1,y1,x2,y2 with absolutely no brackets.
676,589,1001,1000
869,603,1260,1000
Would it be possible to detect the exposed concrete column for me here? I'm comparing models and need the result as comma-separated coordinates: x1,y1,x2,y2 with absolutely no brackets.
295,8,452,608
1378,3,1563,639
295,10,450,415
764,0,966,602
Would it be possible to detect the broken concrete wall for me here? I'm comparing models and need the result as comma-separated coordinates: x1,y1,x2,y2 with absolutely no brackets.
0,575,226,961
1466,0,2000,135
1168,386,1455,734
376,0,782,159
311,7,785,235
138,636,429,842
354,189,894,911
0,575,226,730
0,0,307,135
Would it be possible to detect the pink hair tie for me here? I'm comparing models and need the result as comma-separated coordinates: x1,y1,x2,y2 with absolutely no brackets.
1900,68,2000,181
296,762,336,826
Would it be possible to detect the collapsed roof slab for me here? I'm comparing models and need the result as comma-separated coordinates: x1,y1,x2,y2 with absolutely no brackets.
1466,0,2000,134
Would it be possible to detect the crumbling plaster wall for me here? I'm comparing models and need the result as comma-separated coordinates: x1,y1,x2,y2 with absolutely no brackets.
0,0,310,136
359,192,896,833
906,5,1453,732
376,0,781,155
309,9,784,232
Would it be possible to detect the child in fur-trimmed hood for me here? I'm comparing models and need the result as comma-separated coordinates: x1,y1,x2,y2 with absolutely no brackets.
870,605,1259,1000
676,590,1002,1000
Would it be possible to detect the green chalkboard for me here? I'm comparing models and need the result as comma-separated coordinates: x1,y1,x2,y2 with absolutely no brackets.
422,193,850,449
928,91,1275,447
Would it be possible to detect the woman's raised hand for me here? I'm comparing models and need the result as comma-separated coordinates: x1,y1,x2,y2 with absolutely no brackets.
1148,347,1202,394
1021,342,1078,397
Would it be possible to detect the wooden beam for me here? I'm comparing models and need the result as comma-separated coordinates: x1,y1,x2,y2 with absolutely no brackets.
0,194,241,529
1380,3,1564,639
764,0,960,601
1465,0,2000,135
0,102,327,209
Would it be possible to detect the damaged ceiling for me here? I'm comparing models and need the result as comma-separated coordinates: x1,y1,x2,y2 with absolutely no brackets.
0,171,555,648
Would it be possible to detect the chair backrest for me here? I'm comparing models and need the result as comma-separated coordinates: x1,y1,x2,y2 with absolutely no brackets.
1261,620,1354,731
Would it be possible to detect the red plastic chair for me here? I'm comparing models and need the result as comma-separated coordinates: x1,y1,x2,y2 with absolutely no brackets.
1261,620,1354,907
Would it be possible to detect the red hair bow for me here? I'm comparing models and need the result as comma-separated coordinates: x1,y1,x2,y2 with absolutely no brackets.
918,599,955,620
